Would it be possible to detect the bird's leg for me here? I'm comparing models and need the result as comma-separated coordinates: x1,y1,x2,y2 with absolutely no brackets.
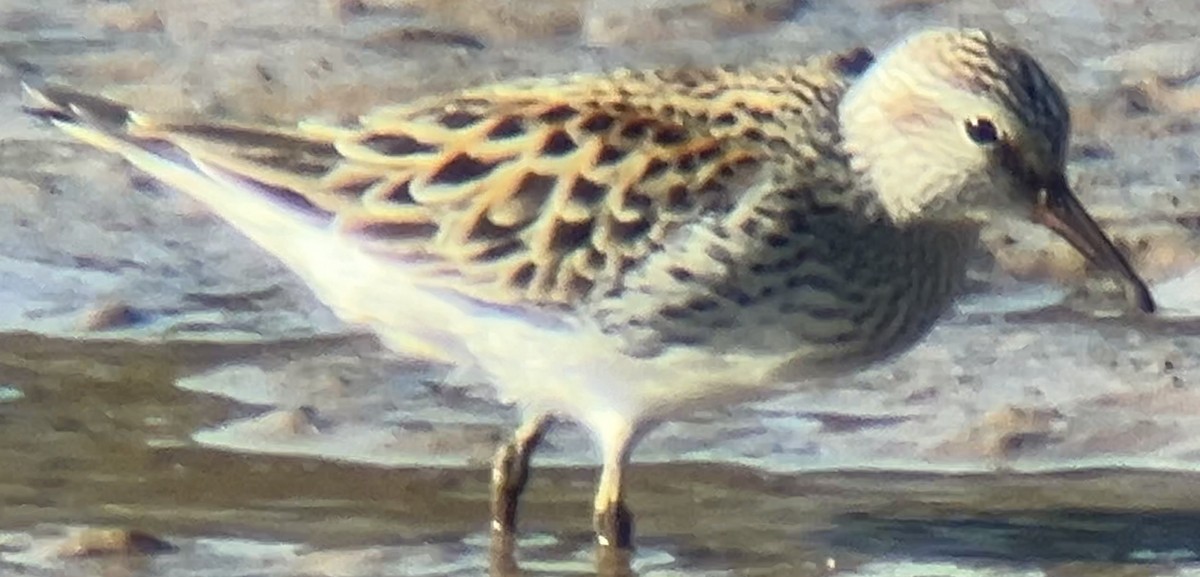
490,413,554,537
592,421,637,550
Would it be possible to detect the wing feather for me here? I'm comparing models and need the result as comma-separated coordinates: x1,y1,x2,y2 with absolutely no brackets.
22,47,869,307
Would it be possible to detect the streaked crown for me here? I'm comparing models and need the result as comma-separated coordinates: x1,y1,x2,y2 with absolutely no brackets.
838,28,1072,222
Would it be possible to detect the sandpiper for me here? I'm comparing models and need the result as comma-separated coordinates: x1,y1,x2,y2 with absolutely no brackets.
23,27,1155,551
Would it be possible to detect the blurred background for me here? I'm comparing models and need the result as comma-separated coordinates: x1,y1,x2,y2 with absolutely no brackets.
1,0,1200,575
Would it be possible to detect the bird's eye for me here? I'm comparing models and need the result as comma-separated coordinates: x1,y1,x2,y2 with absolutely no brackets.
964,117,1000,145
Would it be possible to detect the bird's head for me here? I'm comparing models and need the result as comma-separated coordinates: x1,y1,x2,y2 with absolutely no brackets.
839,27,1154,313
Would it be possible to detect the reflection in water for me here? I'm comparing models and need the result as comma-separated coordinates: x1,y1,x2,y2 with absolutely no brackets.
824,510,1200,564
489,535,637,577
594,547,637,577
4,333,1200,575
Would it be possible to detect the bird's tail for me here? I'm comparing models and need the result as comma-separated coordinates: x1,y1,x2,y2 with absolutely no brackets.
21,82,476,363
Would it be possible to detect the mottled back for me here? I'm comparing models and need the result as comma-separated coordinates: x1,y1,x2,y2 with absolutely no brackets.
27,48,874,310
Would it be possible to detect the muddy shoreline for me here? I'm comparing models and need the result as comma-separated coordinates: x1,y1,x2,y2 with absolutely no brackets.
2,0,1200,574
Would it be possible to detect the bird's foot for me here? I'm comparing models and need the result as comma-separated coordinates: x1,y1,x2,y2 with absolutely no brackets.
593,499,634,550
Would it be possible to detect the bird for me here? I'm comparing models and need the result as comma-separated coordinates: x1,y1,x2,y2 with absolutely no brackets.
22,27,1155,551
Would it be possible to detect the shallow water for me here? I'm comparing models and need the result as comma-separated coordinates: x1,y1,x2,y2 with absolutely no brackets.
4,311,1200,576
2,0,1200,574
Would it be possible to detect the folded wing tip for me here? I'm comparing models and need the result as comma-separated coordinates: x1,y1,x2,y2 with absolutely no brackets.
20,80,71,122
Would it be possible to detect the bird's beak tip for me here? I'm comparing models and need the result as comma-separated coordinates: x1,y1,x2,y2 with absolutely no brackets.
1032,182,1156,315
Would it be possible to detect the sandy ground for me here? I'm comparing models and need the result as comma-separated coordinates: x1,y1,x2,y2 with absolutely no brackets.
1,0,1200,575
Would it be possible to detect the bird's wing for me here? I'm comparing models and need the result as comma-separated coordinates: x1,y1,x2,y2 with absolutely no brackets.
21,48,869,308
